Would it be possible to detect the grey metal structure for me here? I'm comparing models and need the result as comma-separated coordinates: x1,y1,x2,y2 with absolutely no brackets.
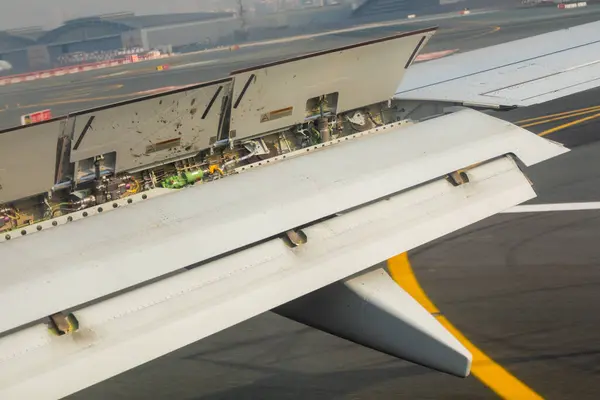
229,28,434,140
0,120,60,203
69,79,232,173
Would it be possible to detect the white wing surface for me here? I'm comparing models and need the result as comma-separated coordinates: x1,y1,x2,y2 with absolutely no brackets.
396,21,600,108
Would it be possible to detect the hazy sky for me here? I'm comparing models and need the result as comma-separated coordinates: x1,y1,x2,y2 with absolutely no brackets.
1,0,238,30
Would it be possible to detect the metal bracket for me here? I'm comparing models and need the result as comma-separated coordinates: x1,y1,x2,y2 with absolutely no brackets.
447,170,470,187
283,229,308,248
47,312,79,336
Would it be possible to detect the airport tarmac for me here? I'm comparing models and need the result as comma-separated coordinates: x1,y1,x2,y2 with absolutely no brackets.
2,5,600,129
4,5,599,400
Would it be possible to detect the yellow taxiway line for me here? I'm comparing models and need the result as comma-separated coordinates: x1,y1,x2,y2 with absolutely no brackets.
383,102,600,398
512,104,600,137
538,112,600,137
387,253,544,400
520,107,600,129
515,104,600,124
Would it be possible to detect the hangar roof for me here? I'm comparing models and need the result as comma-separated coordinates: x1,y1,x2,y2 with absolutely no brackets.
36,12,235,45
96,12,235,28
0,31,37,52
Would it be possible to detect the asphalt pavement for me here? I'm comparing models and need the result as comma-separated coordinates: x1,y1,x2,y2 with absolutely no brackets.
2,5,600,129
6,5,599,400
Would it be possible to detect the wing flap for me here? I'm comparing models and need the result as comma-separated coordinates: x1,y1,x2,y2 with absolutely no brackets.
0,156,536,399
396,21,600,107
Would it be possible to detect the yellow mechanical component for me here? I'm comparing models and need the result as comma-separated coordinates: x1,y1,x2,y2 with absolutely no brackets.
47,312,79,336
208,165,224,176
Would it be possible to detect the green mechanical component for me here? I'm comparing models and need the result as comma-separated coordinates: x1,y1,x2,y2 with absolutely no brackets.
161,175,188,189
183,169,204,183
161,169,204,189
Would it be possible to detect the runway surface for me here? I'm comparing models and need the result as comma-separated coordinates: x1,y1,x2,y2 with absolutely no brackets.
7,5,598,400
2,5,600,129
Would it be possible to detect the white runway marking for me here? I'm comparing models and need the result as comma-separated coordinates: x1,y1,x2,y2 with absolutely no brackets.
503,202,600,213
170,60,219,70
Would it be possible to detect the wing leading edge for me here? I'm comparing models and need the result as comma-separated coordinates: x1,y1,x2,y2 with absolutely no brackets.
396,20,600,108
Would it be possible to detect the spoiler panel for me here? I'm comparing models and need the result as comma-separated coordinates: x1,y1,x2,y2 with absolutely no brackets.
0,121,62,203
229,29,435,140
68,79,232,172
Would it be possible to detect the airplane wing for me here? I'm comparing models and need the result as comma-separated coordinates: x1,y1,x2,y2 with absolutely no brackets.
396,20,600,108
0,22,579,399
0,111,566,399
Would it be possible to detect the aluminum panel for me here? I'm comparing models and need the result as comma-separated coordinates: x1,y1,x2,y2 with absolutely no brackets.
0,156,535,399
0,109,567,334
396,21,600,107
0,121,62,203
69,79,232,172
229,28,435,140
481,60,600,105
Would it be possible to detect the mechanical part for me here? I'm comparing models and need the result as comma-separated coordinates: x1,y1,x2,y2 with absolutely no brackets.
208,165,224,176
318,116,330,142
221,140,260,170
447,170,470,186
94,155,104,181
161,168,205,189
161,175,188,189
47,312,79,336
348,111,367,126
0,207,21,229
0,207,13,214
183,169,204,184
283,229,307,248
367,111,383,127
144,170,155,190
245,138,270,156
52,180,72,192
77,195,97,209
212,138,230,149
